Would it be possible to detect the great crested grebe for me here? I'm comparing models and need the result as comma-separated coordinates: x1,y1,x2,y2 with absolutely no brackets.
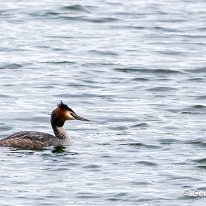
0,101,88,150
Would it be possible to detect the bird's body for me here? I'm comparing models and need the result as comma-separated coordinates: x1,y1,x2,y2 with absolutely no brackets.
0,131,65,150
0,101,88,150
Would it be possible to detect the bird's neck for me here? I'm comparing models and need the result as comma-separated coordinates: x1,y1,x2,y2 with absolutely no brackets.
51,118,69,139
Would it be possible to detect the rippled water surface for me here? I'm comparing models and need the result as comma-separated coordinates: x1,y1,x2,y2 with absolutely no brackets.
0,0,206,205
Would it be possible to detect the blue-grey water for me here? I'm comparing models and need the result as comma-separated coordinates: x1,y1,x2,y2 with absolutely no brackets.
0,0,206,205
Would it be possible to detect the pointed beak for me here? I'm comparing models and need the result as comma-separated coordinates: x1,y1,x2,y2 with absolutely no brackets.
72,113,89,121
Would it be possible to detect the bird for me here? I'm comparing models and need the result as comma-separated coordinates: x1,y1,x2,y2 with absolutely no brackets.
0,101,89,150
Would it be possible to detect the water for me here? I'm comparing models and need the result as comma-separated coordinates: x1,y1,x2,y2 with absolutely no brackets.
0,0,206,205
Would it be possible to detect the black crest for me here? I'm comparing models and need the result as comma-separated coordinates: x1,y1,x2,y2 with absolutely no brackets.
57,101,74,112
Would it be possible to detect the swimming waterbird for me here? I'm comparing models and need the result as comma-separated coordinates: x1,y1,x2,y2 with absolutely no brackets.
0,101,88,150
